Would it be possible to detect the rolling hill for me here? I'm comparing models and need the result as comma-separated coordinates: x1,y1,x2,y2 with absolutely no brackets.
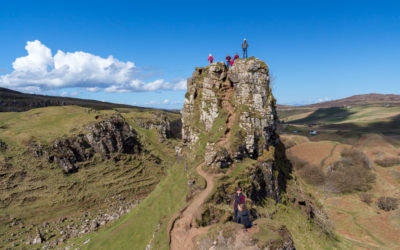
0,87,152,112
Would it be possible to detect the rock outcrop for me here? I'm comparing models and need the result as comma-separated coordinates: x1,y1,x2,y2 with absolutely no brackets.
182,58,279,159
134,113,182,142
34,114,141,173
193,220,295,250
180,57,292,226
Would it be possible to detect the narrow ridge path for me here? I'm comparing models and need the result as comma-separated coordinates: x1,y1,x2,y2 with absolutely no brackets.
169,79,236,250
169,162,215,250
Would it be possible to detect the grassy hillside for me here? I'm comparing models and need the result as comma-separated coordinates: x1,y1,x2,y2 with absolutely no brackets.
279,103,400,139
0,105,181,249
278,100,400,249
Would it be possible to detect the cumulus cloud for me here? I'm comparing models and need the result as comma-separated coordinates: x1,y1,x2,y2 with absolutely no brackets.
86,87,101,92
0,40,186,92
144,99,185,106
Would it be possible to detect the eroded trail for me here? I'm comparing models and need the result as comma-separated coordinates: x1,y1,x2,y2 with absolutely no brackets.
169,80,236,250
169,163,215,250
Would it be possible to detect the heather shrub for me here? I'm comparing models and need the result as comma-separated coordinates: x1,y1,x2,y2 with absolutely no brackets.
359,193,373,205
324,149,375,193
375,157,400,167
377,197,398,211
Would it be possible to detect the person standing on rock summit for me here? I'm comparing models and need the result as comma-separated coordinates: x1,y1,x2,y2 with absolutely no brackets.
225,53,232,67
233,187,245,220
208,53,214,64
242,38,248,59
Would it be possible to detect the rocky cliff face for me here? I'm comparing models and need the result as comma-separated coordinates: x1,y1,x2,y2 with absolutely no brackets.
182,58,279,160
32,114,141,173
181,58,292,225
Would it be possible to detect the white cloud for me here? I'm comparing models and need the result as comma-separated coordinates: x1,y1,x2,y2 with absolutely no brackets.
86,87,101,92
0,40,187,92
172,79,187,90
144,99,184,106
60,91,80,97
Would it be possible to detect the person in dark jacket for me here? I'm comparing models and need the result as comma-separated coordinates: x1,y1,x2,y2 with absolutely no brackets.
233,187,245,221
225,54,232,67
236,203,252,228
234,52,239,60
242,39,248,59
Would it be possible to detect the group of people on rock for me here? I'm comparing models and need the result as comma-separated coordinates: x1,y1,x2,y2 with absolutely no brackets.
207,38,249,66
233,187,252,229
225,53,240,67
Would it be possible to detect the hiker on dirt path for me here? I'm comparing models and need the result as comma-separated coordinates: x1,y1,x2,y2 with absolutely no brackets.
236,203,252,229
226,54,232,67
208,53,214,64
233,187,245,220
234,52,239,60
242,38,248,59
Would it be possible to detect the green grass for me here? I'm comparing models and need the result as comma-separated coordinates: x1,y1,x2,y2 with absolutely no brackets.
252,219,287,247
269,202,351,250
0,106,108,145
83,160,188,250
0,105,181,249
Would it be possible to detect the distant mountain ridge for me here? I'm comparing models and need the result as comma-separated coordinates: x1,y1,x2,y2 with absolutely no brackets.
278,93,400,109
0,87,145,112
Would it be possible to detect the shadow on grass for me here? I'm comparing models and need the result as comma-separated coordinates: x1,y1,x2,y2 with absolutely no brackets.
323,114,400,135
289,107,357,125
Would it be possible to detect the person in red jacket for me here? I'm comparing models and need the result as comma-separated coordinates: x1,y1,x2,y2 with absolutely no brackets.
234,53,240,60
225,53,232,67
208,53,214,64
229,59,234,66
233,187,245,221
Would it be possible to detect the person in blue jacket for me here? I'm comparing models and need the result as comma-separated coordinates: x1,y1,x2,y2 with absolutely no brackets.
236,203,252,229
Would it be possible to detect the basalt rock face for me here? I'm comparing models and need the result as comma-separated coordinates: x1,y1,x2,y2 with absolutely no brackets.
181,58,279,159
181,62,226,147
229,60,279,158
37,114,141,173
181,58,292,225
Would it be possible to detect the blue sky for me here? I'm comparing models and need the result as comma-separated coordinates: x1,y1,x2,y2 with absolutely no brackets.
0,0,399,108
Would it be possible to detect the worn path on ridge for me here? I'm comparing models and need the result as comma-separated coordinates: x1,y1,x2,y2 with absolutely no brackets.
168,79,236,250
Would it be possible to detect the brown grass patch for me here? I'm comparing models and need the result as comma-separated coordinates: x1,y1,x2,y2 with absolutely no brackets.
324,149,375,193
359,193,373,205
288,148,375,193
287,141,334,166
280,135,309,149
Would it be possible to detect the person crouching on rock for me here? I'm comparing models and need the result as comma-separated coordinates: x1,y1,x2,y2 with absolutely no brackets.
226,53,232,67
208,53,214,64
233,187,245,220
236,203,252,229
234,52,239,60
